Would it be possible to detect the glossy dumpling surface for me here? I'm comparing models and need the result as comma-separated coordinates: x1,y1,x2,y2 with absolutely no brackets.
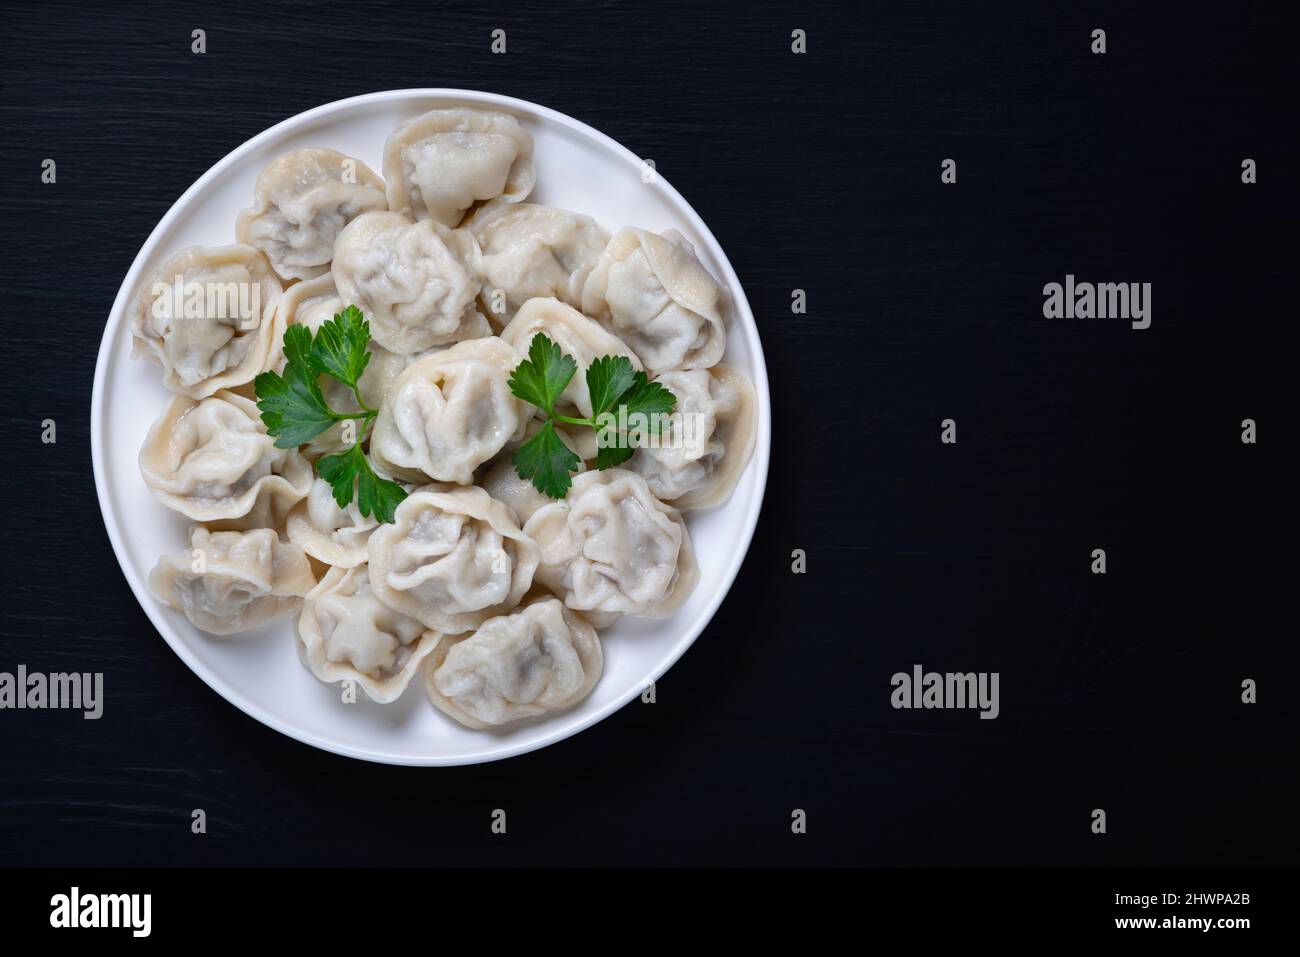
523,469,699,619
297,564,437,702
581,227,725,374
149,526,316,635
383,108,535,226
367,485,539,634
129,244,284,397
331,210,489,355
139,389,312,525
424,599,602,728
236,148,387,281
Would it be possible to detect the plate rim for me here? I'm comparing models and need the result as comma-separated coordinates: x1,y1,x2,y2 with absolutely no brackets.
89,88,771,766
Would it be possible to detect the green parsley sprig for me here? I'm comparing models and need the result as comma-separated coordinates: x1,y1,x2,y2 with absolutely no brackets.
508,333,676,499
253,305,407,523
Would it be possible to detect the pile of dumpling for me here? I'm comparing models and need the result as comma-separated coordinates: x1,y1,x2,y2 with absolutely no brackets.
128,106,757,731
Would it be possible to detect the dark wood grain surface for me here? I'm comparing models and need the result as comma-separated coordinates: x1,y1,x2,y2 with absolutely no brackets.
0,0,1295,866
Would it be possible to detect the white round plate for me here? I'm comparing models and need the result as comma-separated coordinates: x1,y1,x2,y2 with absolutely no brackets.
91,90,770,765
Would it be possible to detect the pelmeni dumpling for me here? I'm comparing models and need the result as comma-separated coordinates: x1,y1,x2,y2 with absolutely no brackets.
297,565,437,702
481,422,593,525
383,108,535,227
466,203,608,321
139,390,312,525
275,274,416,457
236,148,387,281
370,337,523,485
367,485,539,634
286,477,380,568
629,366,757,510
331,210,490,355
500,298,641,418
149,526,316,635
523,469,699,619
581,228,726,374
129,244,285,398
424,599,602,728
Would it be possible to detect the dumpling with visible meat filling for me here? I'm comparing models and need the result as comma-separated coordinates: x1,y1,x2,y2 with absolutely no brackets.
129,244,284,397
139,390,312,526
466,203,607,322
367,485,539,634
149,526,316,635
236,148,387,281
297,564,438,702
581,227,726,374
629,366,756,510
424,599,602,728
523,469,698,619
383,108,534,226
369,336,523,485
331,210,490,355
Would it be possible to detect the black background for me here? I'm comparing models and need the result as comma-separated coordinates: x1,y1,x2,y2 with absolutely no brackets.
0,0,1294,867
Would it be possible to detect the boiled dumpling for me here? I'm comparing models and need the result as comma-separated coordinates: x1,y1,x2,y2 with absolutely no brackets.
129,244,284,398
286,477,380,568
629,366,756,509
236,148,387,281
466,203,607,322
581,228,725,374
297,564,437,702
275,273,416,457
367,485,539,634
499,298,641,418
149,526,316,635
424,599,602,728
383,108,535,227
370,336,523,485
331,210,490,355
139,390,312,526
523,469,699,619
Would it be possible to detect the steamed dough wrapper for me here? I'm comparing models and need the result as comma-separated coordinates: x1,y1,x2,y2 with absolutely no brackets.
129,244,285,398
582,227,726,374
149,526,316,635
466,203,607,321
630,366,757,510
367,485,540,635
523,469,699,620
236,147,388,281
286,477,380,568
383,107,535,227
499,297,642,419
425,599,602,728
297,564,438,702
369,336,524,485
274,273,415,458
331,210,490,356
139,390,312,526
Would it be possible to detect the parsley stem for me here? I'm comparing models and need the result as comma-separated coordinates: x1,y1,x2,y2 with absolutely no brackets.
554,414,596,428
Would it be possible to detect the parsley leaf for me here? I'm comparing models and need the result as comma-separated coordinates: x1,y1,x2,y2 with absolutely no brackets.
316,444,407,523
311,305,372,392
508,333,577,416
614,371,677,431
281,323,316,373
594,443,635,470
585,355,638,418
512,421,582,499
254,363,338,449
